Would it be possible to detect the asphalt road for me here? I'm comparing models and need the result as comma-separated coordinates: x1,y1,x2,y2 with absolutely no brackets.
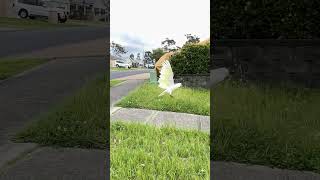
0,26,108,58
110,69,150,80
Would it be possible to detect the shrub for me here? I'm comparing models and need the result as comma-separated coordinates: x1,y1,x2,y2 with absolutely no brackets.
212,0,320,39
171,43,210,75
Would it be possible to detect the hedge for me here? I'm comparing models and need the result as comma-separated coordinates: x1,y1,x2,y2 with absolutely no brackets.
171,43,210,75
212,0,320,39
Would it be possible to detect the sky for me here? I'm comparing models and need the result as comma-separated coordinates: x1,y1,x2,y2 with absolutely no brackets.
110,0,210,57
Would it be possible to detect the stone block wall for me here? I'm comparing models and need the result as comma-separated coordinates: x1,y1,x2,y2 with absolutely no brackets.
174,74,210,89
213,40,320,88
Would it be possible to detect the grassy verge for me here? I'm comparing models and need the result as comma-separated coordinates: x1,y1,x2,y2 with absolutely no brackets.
111,67,140,71
68,19,107,26
0,17,83,29
213,80,320,172
0,58,48,80
117,83,210,116
14,74,109,149
111,121,209,179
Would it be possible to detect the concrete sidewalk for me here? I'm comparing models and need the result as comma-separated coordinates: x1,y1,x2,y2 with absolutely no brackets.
0,147,106,180
111,107,210,133
212,161,320,180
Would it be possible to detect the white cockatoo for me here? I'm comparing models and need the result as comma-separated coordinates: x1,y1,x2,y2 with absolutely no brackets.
158,60,182,97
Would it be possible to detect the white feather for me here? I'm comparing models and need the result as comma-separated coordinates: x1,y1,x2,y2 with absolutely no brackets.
158,60,181,96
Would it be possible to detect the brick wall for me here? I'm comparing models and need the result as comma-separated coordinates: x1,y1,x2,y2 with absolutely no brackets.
213,40,320,88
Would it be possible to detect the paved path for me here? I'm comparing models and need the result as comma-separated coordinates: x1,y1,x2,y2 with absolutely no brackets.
0,26,108,58
0,147,106,180
111,107,210,133
212,161,320,180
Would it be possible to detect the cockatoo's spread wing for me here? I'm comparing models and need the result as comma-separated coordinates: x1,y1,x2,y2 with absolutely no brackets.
158,60,174,89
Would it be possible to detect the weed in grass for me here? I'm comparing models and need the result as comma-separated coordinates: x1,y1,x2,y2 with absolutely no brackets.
117,83,210,116
111,121,210,179
212,80,320,172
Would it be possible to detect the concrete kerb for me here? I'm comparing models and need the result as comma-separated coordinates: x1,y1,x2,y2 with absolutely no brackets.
0,143,39,172
111,107,210,133
110,106,122,115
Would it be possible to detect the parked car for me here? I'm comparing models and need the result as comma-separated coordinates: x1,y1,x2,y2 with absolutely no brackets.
13,0,68,23
145,63,155,69
115,60,132,69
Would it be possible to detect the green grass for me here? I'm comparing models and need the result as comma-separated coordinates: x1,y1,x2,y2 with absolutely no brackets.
0,58,48,80
213,80,320,172
117,83,210,116
111,121,209,179
14,73,109,149
0,17,83,29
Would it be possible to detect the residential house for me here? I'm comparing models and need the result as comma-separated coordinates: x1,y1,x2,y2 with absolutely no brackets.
110,55,117,67
0,0,108,23
0,0,69,18
69,0,108,22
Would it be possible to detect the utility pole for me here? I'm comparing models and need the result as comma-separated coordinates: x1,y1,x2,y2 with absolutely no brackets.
82,0,85,20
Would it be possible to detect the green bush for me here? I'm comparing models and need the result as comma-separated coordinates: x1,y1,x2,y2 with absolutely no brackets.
212,0,320,39
171,43,210,75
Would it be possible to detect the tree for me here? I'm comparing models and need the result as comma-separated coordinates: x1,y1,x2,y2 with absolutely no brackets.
144,51,152,65
184,34,200,45
151,48,165,62
129,53,135,61
136,53,141,64
161,38,178,52
111,41,127,57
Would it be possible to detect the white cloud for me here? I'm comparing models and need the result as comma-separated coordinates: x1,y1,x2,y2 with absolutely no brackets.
110,0,210,55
